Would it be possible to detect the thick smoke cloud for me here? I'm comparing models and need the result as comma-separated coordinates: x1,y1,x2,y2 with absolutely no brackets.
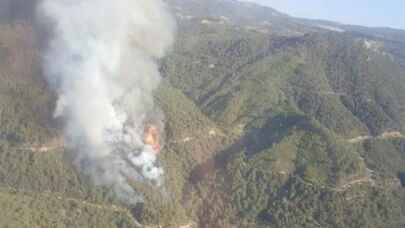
37,0,175,203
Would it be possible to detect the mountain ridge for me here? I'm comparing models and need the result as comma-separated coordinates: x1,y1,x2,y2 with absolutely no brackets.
0,0,405,227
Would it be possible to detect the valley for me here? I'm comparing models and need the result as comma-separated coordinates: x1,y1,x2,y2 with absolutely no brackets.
1,0,405,227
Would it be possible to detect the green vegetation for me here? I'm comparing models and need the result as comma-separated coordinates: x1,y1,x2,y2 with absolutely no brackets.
0,188,136,228
2,1,405,227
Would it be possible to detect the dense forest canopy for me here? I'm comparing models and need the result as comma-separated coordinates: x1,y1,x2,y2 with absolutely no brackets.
0,0,405,227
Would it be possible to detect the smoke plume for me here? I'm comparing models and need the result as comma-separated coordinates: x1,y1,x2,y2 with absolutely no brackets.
37,0,175,203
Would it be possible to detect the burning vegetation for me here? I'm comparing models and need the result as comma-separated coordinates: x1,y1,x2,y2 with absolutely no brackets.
144,124,162,155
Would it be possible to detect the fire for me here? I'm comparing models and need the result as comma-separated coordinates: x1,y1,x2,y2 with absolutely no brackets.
144,124,161,154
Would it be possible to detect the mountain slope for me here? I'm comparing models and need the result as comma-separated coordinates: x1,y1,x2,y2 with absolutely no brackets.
1,0,405,227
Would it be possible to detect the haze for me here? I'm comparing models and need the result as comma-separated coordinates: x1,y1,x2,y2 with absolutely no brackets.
242,0,405,29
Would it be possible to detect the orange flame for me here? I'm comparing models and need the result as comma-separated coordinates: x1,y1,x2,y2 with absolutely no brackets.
144,125,161,154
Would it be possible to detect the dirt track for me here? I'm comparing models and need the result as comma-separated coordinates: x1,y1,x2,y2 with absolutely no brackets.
18,137,64,153
348,131,405,144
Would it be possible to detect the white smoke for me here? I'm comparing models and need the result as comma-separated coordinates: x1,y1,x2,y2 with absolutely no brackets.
37,0,175,203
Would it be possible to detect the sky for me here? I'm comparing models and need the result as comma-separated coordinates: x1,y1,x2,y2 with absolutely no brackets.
242,0,405,30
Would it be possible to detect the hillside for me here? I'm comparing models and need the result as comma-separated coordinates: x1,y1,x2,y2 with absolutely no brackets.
1,0,405,227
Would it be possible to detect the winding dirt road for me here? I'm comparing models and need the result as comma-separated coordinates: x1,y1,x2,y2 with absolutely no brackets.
348,131,405,144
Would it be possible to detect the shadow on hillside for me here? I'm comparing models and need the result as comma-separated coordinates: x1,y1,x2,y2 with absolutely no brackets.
245,114,321,156
189,113,322,185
